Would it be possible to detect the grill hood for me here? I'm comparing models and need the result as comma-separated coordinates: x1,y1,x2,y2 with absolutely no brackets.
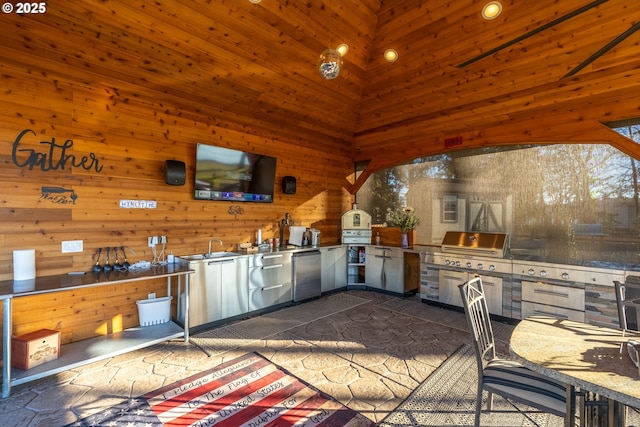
440,231,510,258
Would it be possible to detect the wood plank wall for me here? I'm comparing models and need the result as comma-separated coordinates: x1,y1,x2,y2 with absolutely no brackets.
3,0,640,350
0,5,356,347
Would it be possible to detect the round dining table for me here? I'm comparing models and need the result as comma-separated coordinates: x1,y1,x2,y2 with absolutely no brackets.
510,315,640,427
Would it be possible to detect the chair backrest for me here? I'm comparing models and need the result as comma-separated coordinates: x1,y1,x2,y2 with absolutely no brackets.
615,280,640,331
614,280,627,330
459,276,496,369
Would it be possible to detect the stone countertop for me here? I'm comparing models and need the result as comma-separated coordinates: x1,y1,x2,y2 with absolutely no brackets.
510,316,640,409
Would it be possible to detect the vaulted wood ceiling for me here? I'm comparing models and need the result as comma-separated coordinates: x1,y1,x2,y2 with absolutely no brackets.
4,0,640,179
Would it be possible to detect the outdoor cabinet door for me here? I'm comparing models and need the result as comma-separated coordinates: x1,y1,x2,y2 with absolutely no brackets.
321,246,347,293
438,269,469,308
365,249,384,289
366,247,404,292
333,246,347,289
320,247,334,293
203,260,224,323
221,257,249,319
383,250,404,294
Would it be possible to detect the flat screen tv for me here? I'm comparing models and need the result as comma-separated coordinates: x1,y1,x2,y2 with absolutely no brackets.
194,143,277,203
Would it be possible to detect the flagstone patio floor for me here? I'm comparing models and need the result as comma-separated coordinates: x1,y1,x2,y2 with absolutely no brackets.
0,290,522,426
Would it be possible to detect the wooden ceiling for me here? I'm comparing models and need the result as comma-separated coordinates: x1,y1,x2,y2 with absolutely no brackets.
4,0,640,176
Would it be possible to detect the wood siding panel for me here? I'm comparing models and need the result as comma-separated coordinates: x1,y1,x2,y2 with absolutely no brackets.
1,0,640,346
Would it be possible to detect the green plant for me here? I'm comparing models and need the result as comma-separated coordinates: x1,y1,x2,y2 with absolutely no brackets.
386,207,420,233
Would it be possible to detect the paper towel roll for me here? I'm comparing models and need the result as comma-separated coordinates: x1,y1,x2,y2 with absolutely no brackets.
288,226,306,246
13,249,36,281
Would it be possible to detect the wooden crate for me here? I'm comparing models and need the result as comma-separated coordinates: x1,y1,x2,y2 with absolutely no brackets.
11,329,60,370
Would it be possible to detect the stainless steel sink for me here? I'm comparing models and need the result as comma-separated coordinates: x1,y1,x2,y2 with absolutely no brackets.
179,252,239,261
206,251,239,258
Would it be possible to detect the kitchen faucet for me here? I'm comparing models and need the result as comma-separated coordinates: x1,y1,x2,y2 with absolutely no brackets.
207,238,223,257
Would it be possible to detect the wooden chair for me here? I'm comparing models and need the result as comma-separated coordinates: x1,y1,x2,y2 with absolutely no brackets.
459,277,567,426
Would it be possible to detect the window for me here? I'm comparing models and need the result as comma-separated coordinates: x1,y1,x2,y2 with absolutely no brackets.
442,195,458,222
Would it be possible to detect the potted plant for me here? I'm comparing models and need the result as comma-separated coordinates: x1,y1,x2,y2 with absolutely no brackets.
386,207,420,248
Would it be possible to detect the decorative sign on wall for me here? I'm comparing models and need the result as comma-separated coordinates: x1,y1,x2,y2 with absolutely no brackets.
119,200,157,209
41,187,77,205
11,129,103,173
228,205,244,219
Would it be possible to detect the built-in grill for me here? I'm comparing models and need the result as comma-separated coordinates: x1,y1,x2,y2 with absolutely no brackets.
434,232,511,275
440,231,510,258
341,204,372,244
433,232,511,316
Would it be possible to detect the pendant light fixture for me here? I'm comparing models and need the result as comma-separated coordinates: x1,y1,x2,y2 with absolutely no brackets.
317,0,344,80
318,48,343,79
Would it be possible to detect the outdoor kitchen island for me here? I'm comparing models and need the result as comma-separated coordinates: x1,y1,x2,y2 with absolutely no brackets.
419,231,635,328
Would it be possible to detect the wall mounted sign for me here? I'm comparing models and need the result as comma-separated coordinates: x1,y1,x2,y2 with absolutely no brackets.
228,205,244,219
119,200,157,209
41,187,77,205
11,129,103,173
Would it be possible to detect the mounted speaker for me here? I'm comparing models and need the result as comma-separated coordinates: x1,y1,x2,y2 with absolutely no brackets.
165,160,186,186
282,176,296,194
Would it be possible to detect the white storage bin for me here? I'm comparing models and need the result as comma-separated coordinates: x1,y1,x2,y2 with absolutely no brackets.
136,296,172,326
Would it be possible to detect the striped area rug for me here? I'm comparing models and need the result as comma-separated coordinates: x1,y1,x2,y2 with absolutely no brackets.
66,352,374,427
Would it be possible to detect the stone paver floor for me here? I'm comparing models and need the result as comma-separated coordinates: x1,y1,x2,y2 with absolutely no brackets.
0,290,476,426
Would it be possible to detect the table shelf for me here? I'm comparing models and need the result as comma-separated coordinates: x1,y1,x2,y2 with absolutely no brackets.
10,322,184,387
1,264,193,398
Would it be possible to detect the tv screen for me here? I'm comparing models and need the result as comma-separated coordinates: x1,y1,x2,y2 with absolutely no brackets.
194,143,276,202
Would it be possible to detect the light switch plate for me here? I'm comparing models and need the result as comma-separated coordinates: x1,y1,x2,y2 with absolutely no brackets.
62,240,83,253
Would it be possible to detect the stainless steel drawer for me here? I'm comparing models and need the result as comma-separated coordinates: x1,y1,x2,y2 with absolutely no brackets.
522,301,585,322
249,252,291,267
522,281,584,312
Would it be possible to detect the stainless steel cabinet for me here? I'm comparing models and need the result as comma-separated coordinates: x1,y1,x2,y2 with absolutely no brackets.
521,280,585,322
248,252,292,311
365,246,404,294
180,259,221,328
221,256,248,319
438,269,503,315
180,257,248,329
320,246,347,293
438,269,468,309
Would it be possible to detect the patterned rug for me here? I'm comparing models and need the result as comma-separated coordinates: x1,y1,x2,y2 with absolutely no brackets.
65,352,374,427
379,344,564,427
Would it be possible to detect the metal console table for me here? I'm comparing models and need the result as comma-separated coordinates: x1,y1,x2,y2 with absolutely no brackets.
1,263,193,398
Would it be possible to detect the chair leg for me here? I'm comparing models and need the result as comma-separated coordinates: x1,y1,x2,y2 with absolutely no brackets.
486,390,494,411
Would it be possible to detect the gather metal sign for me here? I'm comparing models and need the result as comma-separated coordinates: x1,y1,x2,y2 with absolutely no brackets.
11,129,103,173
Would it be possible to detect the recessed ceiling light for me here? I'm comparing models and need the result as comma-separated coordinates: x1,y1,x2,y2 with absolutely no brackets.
249,0,262,4
336,44,349,56
482,1,502,20
384,49,398,62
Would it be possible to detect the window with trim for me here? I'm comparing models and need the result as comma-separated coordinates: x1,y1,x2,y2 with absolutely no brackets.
442,195,458,222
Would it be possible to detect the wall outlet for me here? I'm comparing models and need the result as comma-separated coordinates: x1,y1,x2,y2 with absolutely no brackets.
61,240,83,253
148,292,156,299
